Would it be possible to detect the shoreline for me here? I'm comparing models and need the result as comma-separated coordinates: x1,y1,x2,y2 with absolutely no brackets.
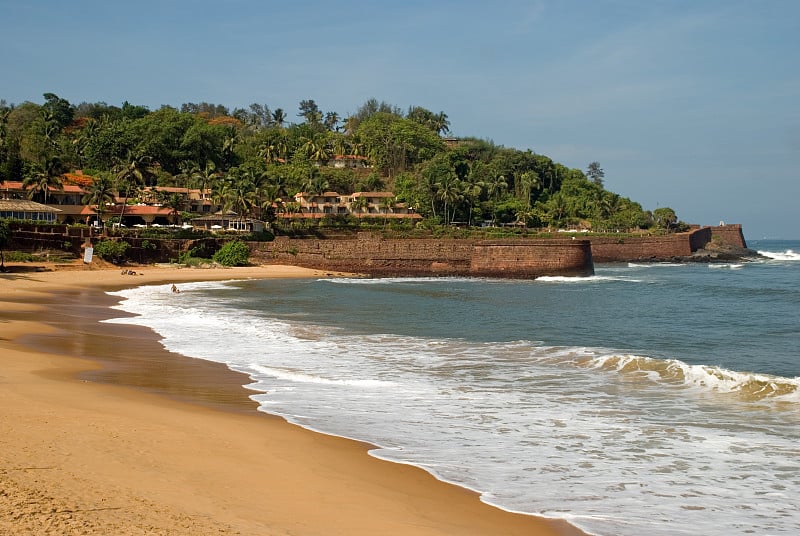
1,262,585,535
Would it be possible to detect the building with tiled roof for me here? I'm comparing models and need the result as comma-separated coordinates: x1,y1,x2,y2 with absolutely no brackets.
286,191,420,220
0,199,61,222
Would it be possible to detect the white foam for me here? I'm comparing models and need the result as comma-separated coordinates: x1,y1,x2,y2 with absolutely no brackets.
537,275,631,283
627,262,687,268
758,249,800,261
708,263,744,269
248,364,394,388
321,276,510,285
584,353,800,401
101,279,800,536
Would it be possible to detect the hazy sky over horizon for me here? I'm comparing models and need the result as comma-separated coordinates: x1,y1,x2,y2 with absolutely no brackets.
2,0,798,239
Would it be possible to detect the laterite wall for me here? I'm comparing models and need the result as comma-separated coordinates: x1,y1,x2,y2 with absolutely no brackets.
249,236,594,278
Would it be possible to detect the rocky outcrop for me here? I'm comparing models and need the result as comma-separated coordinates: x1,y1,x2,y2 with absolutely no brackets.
687,242,762,262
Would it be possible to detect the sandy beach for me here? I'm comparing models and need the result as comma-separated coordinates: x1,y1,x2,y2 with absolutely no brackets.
1,261,584,536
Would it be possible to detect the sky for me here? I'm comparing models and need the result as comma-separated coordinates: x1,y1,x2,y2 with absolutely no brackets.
1,0,798,240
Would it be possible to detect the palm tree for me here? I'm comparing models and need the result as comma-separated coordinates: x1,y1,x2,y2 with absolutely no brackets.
435,173,461,225
461,177,485,227
272,108,286,128
487,175,508,202
517,171,540,208
114,151,156,224
324,111,340,132
349,195,369,217
223,169,258,224
433,111,450,136
70,117,100,168
192,161,219,201
163,193,185,225
545,192,569,228
82,174,116,229
22,156,64,204
301,134,331,164
255,180,283,223
380,196,397,228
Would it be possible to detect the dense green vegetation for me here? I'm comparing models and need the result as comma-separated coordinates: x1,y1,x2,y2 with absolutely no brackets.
93,239,130,263
212,240,250,266
0,93,683,232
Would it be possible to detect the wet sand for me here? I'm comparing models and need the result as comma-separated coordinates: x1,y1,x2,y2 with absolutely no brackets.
1,262,585,535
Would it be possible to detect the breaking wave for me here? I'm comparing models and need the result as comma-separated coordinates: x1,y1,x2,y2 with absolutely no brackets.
575,353,800,402
758,249,800,261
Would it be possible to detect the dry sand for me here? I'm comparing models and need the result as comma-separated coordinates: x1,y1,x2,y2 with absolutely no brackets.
1,260,585,535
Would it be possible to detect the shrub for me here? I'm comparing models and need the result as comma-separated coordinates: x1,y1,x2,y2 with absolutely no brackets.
94,240,130,263
212,240,250,266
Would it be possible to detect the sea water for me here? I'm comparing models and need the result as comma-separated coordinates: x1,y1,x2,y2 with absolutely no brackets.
104,239,800,536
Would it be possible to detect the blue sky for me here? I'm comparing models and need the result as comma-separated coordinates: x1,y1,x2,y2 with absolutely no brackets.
2,0,798,239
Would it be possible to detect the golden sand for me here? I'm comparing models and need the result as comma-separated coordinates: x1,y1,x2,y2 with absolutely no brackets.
1,261,583,535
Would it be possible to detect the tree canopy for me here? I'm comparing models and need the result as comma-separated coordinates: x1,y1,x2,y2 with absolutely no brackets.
0,93,681,232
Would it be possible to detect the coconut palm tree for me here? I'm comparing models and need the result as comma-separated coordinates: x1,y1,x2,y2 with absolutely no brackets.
163,193,185,225
82,174,116,229
272,108,286,128
254,179,283,223
114,151,156,224
433,111,450,136
487,174,508,202
191,161,219,201
434,172,461,225
380,196,397,228
461,177,485,227
22,155,64,204
517,171,540,208
223,168,258,223
349,195,369,217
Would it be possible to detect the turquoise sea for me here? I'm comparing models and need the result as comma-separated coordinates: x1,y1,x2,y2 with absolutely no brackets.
106,239,800,536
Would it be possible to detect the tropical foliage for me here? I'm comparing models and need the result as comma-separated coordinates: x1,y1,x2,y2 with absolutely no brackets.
0,93,681,232
93,239,130,263
212,240,250,266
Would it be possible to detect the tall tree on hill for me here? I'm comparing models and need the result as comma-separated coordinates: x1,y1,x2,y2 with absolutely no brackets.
298,100,323,125
41,93,74,139
272,108,287,128
407,106,450,136
323,111,340,132
653,207,678,230
586,161,604,187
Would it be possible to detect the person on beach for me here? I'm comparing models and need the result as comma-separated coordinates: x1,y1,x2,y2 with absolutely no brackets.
171,284,179,293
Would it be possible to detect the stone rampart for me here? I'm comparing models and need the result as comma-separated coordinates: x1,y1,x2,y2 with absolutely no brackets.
709,224,747,248
588,233,695,262
249,236,594,278
588,224,746,262
6,222,747,272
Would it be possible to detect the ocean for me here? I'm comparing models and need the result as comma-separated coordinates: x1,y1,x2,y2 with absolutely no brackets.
105,239,800,536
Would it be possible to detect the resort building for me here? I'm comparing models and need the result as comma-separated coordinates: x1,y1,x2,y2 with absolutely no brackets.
2,180,89,224
2,172,419,229
286,191,421,221
0,198,61,223
190,211,266,233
